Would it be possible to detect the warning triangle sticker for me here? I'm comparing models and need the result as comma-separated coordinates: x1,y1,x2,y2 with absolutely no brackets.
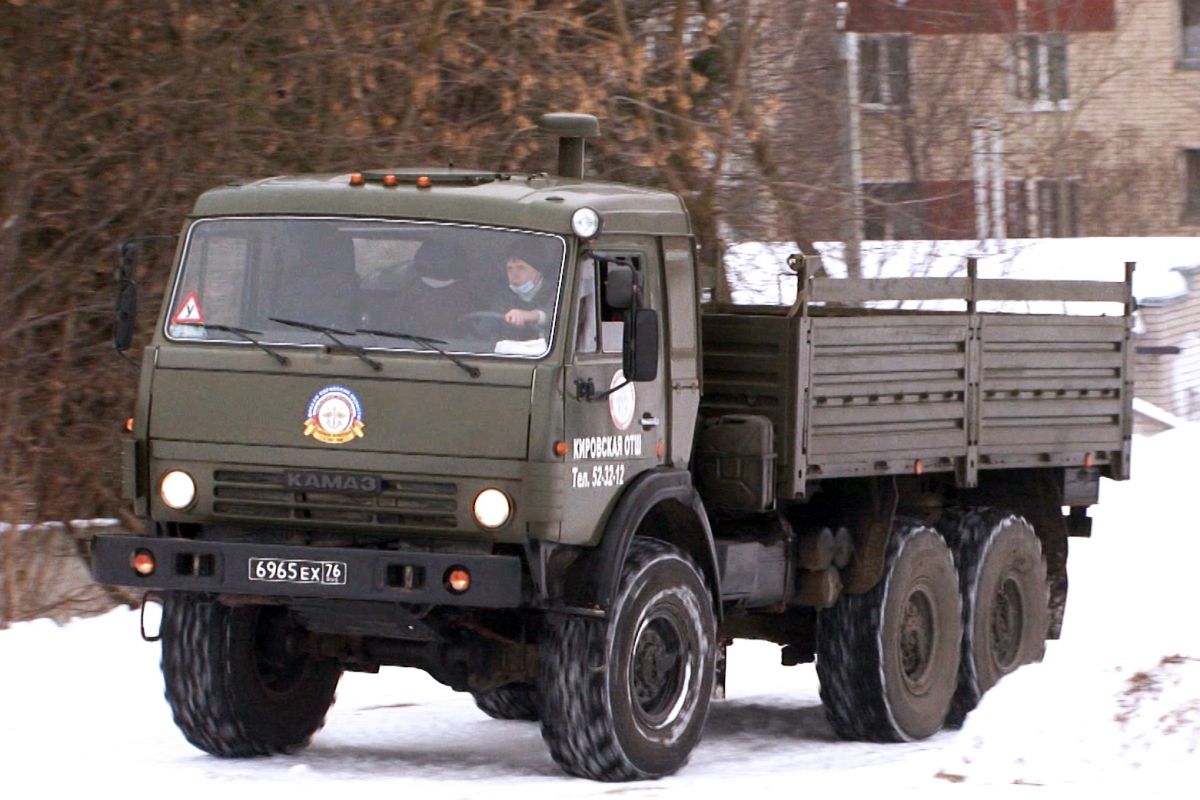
171,291,206,325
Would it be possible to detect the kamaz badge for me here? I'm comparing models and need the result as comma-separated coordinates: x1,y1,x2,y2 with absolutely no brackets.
304,385,365,444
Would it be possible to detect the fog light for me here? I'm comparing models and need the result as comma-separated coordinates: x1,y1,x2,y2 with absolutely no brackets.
131,549,156,576
160,470,196,510
473,488,512,529
445,567,471,594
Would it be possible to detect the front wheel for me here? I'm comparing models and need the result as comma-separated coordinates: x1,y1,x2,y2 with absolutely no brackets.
160,594,341,757
537,538,717,781
472,682,540,721
816,520,962,742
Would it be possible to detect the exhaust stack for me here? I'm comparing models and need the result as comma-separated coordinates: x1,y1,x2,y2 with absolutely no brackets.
537,113,600,179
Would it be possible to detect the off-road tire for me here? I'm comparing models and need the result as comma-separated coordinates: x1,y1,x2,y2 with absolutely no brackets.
537,538,716,781
160,593,342,757
939,508,1049,728
816,520,962,742
472,682,540,721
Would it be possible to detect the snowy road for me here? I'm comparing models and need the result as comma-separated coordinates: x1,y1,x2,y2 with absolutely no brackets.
2,429,1197,797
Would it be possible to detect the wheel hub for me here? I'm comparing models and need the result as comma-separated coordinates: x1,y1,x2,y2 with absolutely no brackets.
990,576,1025,670
253,607,312,694
900,588,936,692
630,614,687,728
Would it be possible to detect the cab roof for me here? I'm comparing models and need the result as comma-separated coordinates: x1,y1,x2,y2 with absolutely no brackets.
190,169,693,237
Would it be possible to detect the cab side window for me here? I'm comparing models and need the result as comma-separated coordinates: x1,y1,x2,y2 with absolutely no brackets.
575,254,641,355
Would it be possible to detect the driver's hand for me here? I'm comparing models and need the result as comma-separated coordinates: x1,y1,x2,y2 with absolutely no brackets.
504,309,539,327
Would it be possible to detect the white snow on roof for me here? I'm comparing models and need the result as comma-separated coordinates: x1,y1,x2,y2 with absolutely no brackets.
1133,397,1194,429
727,238,1199,312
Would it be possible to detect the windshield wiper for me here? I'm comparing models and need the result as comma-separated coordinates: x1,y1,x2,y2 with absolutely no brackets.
268,317,382,372
179,322,289,365
357,327,480,379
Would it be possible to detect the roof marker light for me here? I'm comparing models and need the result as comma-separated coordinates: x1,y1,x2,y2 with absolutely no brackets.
416,175,433,189
383,174,398,188
349,173,365,186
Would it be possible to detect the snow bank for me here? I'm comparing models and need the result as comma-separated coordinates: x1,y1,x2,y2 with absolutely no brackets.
938,426,1200,791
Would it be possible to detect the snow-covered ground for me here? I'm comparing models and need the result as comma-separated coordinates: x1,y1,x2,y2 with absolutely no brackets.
2,429,1197,797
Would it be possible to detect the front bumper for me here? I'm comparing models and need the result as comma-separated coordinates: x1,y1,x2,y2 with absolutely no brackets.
91,534,524,608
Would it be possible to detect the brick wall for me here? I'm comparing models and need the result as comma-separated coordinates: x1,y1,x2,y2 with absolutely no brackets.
850,0,1200,238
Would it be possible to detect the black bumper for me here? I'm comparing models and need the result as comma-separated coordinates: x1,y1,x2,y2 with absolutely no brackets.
91,534,524,608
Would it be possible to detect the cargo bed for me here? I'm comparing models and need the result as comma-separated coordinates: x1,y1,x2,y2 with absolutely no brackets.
700,260,1134,499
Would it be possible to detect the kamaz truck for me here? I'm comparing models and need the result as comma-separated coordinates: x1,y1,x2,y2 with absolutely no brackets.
93,113,1132,781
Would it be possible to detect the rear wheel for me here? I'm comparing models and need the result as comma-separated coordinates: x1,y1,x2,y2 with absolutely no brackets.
161,593,341,757
537,538,716,781
816,520,962,742
940,508,1049,727
472,682,539,721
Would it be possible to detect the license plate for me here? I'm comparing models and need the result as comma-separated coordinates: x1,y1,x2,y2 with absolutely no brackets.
248,558,347,586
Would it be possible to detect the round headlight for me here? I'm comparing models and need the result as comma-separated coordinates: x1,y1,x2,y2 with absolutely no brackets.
571,207,602,239
160,470,197,510
473,488,513,529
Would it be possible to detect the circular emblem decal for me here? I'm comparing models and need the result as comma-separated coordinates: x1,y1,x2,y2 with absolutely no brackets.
608,370,637,431
303,385,365,445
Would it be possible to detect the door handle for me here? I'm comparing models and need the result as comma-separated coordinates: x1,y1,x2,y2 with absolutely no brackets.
640,413,660,430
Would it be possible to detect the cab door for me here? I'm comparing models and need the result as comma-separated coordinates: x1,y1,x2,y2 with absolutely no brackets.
560,246,667,546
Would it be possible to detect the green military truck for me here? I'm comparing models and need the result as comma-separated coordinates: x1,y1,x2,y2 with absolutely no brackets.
94,114,1132,781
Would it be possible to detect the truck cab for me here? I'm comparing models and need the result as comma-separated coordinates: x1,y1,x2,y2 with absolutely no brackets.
129,169,694,558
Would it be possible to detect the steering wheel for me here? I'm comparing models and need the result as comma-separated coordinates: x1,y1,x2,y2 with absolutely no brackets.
458,310,508,339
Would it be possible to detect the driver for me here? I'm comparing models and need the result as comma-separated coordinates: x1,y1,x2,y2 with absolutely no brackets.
498,237,557,339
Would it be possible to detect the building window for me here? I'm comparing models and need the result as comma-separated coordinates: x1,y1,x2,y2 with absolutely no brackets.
1012,34,1069,107
1005,178,1080,237
862,182,923,240
1035,178,1080,237
859,35,910,108
1005,180,1030,238
1186,149,1200,221
1185,1,1200,63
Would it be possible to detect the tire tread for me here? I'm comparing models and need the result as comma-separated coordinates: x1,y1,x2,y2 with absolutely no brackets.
537,538,714,781
816,519,960,742
939,507,1049,728
161,593,339,757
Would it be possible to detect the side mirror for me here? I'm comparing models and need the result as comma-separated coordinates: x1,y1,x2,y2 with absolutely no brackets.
114,242,138,352
622,308,659,383
605,264,637,310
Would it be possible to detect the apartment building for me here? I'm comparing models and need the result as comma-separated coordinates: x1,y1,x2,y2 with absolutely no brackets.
841,0,1200,239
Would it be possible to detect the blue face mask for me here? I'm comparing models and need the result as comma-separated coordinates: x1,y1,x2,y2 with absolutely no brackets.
510,276,541,302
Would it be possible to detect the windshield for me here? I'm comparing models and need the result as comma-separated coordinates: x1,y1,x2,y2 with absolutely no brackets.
165,216,566,358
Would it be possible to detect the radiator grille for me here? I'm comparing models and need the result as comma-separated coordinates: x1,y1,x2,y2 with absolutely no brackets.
211,469,458,529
